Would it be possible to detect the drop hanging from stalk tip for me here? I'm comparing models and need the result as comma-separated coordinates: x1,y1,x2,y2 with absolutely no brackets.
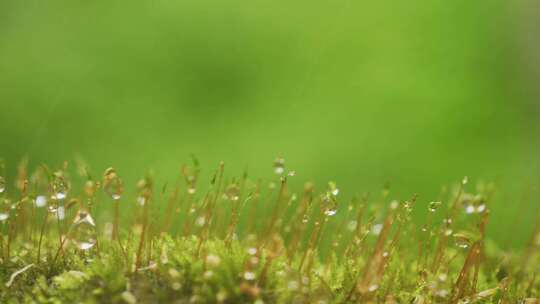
71,209,97,250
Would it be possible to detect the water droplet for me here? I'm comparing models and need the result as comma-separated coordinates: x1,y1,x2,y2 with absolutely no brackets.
390,200,399,210
52,191,67,201
48,205,58,213
324,208,337,216
56,206,65,220
0,176,5,193
328,181,339,196
273,158,285,175
453,233,471,249
243,271,256,280
35,195,47,208
187,187,196,194
368,284,379,292
71,210,97,250
462,176,468,185
103,168,123,201
137,196,146,206
52,173,69,201
287,171,296,177
371,223,383,235
225,184,240,201
301,214,309,224
0,212,8,221
196,216,206,227
428,201,442,212
476,203,486,213
247,247,257,255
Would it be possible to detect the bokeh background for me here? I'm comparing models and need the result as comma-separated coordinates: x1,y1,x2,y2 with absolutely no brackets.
1,0,539,246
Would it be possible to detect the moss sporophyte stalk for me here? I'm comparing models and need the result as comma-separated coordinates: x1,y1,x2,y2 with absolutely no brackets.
0,158,540,303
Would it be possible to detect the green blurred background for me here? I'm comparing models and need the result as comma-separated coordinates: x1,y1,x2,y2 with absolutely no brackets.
1,1,539,246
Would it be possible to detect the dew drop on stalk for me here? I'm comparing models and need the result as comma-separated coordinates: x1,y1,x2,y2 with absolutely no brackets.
35,195,47,208
324,208,337,216
243,271,256,281
225,184,240,201
371,223,383,235
48,205,58,214
103,168,123,201
0,212,8,221
404,201,413,212
453,233,471,249
273,158,285,175
0,176,5,193
428,201,442,212
301,214,309,224
196,216,205,227
56,206,65,220
368,284,379,292
137,196,146,206
476,203,486,213
71,210,97,250
328,181,339,196
52,172,69,201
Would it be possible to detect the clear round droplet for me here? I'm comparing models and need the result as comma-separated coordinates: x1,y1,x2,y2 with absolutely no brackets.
324,208,337,216
71,210,97,250
35,195,47,208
